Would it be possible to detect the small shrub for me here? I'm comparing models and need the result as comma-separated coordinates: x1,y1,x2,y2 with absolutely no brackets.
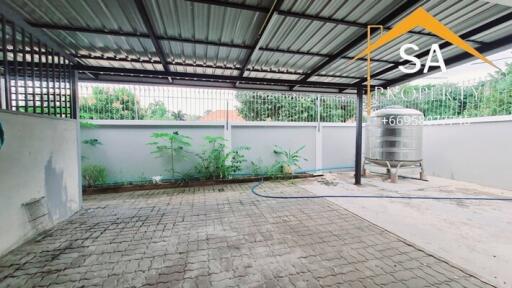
250,160,266,177
147,131,191,178
82,138,102,147
272,145,307,175
82,164,107,187
195,136,249,180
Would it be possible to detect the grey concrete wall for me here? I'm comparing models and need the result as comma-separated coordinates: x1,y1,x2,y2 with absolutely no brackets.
231,123,317,172
82,118,512,190
81,121,356,182
423,117,512,190
0,111,81,256
322,125,356,169
81,121,225,182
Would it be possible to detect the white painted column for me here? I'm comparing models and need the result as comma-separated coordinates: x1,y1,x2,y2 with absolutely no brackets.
315,96,322,173
224,99,232,152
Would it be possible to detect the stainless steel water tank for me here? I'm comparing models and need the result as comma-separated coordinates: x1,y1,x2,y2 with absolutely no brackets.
365,106,423,167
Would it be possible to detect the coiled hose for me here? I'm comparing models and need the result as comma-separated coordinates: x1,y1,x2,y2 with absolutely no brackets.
250,168,512,201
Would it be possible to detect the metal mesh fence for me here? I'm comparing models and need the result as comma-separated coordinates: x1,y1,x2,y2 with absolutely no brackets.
79,68,512,123
78,83,357,123
372,71,512,120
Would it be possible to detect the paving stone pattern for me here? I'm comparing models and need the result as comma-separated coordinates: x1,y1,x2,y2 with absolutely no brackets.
0,181,493,287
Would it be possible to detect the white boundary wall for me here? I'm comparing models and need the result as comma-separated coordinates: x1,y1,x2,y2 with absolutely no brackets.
0,111,81,256
423,116,512,190
82,117,512,190
80,121,356,183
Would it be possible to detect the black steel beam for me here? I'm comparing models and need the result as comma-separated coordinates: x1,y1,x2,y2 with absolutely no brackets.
27,21,252,49
0,0,76,64
26,22,402,64
356,11,512,87
73,54,395,81
239,0,283,77
71,69,78,119
74,64,375,90
278,11,485,45
2,16,10,109
186,0,485,45
259,47,400,65
298,0,423,85
185,0,267,13
134,0,170,73
354,86,363,185
1,56,392,82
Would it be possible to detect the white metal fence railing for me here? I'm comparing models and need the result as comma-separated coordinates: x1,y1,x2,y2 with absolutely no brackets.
78,83,357,123
372,71,512,120
79,68,512,123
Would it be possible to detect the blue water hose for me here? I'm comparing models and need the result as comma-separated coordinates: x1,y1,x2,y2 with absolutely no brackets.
250,167,512,202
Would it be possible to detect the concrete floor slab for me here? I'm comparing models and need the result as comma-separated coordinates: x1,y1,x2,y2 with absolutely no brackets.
0,181,493,287
298,173,512,288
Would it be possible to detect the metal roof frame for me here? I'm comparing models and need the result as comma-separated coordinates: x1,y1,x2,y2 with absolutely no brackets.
351,10,512,89
239,0,284,77
71,53,392,82
134,0,170,74
296,0,424,87
184,0,487,45
75,64,377,91
26,22,401,65
0,0,510,93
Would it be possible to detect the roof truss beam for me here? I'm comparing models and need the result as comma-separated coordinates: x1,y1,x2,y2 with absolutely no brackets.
74,64,375,90
0,0,76,64
383,33,512,87
354,11,512,87
26,22,401,65
70,53,391,81
296,0,424,86
239,0,283,77
134,0,170,73
185,0,485,45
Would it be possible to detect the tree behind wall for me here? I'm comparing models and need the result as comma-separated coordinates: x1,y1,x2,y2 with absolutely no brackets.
235,91,355,122
80,87,142,120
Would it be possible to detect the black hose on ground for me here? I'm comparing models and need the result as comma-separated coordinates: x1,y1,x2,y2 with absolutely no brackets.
250,180,512,201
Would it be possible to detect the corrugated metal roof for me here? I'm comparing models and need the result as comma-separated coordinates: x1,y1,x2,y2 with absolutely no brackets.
3,0,512,90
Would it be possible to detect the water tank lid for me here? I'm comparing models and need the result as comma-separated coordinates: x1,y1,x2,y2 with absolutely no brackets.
373,106,423,117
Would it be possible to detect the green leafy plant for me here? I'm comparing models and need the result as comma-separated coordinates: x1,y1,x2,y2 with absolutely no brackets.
147,131,192,178
80,121,108,184
195,136,249,180
250,160,266,177
79,121,98,128
171,110,187,121
145,101,169,120
80,87,142,120
82,164,107,187
272,145,307,175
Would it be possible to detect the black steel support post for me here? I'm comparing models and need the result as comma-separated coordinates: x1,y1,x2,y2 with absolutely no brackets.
355,86,364,185
71,69,78,119
1,17,10,109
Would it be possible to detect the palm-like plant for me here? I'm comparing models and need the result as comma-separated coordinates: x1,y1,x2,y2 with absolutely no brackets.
171,110,187,121
272,145,307,175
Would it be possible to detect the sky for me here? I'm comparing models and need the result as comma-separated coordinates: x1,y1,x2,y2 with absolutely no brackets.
409,48,512,85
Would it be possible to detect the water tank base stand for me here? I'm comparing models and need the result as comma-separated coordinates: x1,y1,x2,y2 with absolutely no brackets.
363,159,425,183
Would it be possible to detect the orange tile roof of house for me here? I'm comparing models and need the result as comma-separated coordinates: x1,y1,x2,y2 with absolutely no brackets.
199,110,245,122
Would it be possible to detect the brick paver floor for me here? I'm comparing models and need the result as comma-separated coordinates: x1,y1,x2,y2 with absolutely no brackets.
0,181,493,287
